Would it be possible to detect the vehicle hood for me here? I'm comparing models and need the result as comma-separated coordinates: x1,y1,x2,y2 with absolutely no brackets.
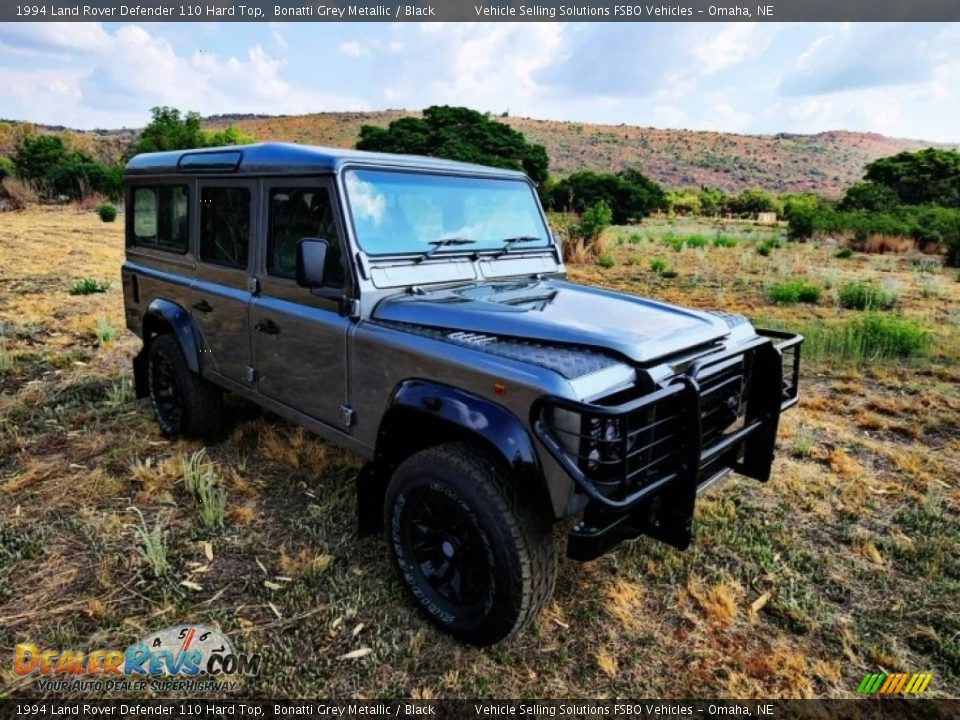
372,279,733,365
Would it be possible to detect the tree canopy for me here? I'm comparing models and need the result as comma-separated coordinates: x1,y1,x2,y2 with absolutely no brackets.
128,107,252,158
12,135,121,200
548,169,665,224
847,148,960,208
356,106,549,184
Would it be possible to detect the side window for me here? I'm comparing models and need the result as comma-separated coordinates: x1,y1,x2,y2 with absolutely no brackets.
267,186,344,286
199,186,251,269
132,185,188,253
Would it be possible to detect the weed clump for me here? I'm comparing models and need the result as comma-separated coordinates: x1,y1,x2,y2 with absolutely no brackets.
838,281,898,310
70,278,110,295
766,280,821,305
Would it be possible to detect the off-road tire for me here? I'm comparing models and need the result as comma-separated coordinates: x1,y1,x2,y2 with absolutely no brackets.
147,334,223,439
384,443,556,646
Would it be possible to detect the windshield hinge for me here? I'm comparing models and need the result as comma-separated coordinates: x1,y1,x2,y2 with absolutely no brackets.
247,277,260,295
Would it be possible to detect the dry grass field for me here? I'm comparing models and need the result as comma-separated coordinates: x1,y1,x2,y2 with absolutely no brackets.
1,207,958,699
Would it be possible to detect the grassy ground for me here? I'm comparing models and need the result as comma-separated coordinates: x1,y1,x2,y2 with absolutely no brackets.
1,208,958,699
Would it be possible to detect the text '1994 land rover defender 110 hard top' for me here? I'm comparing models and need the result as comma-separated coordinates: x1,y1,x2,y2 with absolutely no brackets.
121,143,802,645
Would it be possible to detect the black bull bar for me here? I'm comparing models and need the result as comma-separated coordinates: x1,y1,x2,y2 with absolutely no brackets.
531,329,802,560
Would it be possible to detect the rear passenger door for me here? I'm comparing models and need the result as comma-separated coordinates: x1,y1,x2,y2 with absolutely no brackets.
191,180,256,386
250,178,350,428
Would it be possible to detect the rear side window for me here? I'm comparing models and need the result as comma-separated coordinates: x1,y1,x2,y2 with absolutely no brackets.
132,185,189,253
199,186,251,269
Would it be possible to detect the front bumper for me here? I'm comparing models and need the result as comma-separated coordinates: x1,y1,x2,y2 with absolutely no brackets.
531,329,803,560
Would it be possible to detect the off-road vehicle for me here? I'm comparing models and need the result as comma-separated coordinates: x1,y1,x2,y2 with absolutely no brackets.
122,143,802,645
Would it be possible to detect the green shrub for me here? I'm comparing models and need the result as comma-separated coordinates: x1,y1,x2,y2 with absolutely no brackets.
650,258,668,273
578,200,613,244
838,282,898,310
713,235,738,248
766,281,822,305
856,316,931,358
834,246,854,259
96,203,117,222
661,234,686,252
756,241,774,257
684,234,709,249
70,278,110,295
596,252,616,269
626,255,640,266
781,316,931,362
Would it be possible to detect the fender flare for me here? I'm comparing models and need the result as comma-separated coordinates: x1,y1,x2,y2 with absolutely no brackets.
141,298,202,374
357,379,551,533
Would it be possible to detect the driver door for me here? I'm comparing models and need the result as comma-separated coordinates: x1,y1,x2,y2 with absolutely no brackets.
250,178,351,429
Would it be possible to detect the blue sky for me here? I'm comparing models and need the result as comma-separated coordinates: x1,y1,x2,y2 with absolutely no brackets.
1,22,958,141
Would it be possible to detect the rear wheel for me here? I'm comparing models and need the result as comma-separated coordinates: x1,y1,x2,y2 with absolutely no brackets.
384,443,556,646
147,334,223,439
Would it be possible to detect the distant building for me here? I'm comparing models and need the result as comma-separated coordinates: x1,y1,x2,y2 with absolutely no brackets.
757,212,778,224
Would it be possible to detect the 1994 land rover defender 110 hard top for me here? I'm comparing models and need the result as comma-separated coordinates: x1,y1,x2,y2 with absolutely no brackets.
122,143,802,645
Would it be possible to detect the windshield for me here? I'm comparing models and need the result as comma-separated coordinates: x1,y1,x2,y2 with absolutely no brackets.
344,169,551,256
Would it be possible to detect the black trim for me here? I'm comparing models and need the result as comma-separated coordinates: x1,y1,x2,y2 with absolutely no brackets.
531,331,803,560
357,379,550,536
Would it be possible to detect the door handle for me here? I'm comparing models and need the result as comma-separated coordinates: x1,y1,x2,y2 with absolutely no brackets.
255,319,281,336
192,300,213,313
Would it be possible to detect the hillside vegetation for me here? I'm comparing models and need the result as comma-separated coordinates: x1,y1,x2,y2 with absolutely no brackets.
3,111,956,197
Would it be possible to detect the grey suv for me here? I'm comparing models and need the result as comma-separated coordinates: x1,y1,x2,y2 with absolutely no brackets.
122,143,802,645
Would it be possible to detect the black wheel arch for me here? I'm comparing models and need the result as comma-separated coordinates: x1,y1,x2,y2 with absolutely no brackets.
133,298,202,398
357,379,554,536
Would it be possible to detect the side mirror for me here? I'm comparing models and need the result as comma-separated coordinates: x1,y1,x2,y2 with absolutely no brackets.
295,239,328,288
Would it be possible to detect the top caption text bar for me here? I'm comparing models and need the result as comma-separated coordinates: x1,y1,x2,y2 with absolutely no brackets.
5,0,960,22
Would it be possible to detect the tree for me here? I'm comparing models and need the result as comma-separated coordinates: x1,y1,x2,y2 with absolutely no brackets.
726,188,780,216
11,134,122,200
697,187,726,217
128,106,252,158
356,105,549,184
863,148,960,207
839,181,901,212
549,169,664,224
11,135,68,184
577,200,613,243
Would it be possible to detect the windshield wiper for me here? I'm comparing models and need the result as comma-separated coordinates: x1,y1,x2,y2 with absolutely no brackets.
494,236,542,258
417,237,477,263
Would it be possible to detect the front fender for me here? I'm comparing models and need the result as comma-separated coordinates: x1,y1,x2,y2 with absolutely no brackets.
388,379,541,474
357,379,552,535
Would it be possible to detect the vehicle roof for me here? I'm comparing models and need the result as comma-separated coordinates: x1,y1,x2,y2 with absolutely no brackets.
124,142,530,178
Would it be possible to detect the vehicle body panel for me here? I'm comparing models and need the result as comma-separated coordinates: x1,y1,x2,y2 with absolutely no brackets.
371,279,730,365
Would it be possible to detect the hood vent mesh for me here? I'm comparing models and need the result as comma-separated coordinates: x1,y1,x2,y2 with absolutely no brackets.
378,321,624,380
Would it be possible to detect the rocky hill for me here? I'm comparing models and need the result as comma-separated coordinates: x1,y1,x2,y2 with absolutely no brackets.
4,110,955,197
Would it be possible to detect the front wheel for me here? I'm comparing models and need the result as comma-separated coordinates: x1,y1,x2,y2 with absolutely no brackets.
384,443,557,646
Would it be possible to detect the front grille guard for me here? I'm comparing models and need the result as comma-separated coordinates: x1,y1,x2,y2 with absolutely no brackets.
531,331,803,515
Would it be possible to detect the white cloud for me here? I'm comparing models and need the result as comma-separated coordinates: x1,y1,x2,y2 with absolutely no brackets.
0,22,958,142
338,40,368,58
0,22,369,127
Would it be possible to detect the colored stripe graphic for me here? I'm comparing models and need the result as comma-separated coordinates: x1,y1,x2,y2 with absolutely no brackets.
858,672,932,694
